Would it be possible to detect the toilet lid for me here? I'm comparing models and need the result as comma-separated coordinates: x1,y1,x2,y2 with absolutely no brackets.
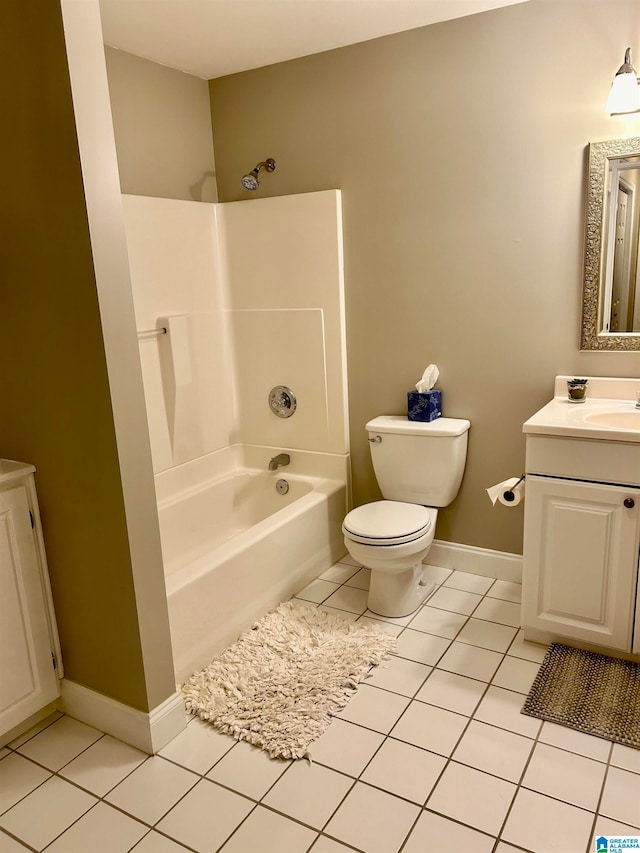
342,501,432,546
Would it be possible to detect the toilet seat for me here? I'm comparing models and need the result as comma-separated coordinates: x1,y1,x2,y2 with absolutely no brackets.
342,500,432,546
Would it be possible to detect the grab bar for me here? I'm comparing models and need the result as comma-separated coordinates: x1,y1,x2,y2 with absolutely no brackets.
137,327,167,340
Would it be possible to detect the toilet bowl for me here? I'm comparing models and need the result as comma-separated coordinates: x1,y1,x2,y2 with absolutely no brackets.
342,415,470,619
342,501,438,617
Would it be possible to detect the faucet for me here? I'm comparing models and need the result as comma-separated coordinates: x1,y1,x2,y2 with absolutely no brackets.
636,391,640,409
268,453,290,471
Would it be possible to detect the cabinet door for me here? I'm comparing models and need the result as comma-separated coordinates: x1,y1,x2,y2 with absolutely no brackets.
0,485,59,735
522,476,640,651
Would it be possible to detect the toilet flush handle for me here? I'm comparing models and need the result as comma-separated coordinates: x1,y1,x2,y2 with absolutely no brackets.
368,435,382,443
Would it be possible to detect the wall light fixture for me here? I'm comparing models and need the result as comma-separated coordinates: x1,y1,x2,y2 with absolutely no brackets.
607,47,640,115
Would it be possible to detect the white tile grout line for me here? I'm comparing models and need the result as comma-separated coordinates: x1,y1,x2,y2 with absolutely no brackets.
1,566,638,853
0,728,205,853
290,571,591,852
0,567,458,852
584,740,615,853
315,580,517,851
293,566,639,852
0,604,622,853
0,676,629,852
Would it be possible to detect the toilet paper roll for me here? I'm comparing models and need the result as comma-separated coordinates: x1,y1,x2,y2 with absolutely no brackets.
486,477,525,507
499,479,525,507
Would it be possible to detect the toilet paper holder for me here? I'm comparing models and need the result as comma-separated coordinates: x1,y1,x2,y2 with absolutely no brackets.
502,474,525,502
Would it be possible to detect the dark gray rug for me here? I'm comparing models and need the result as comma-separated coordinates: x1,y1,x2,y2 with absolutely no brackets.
522,643,640,749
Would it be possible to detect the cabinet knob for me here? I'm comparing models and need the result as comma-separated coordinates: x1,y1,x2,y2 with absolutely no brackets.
623,497,635,509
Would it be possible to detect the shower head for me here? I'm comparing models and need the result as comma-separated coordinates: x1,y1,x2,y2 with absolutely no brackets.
241,172,259,191
241,158,276,191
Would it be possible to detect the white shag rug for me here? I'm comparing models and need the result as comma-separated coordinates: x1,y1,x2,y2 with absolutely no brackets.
180,600,397,760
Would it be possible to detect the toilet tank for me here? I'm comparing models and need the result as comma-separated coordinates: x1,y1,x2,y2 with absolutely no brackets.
367,415,470,506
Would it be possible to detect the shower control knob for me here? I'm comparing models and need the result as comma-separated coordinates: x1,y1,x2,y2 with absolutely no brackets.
623,497,635,508
268,385,297,418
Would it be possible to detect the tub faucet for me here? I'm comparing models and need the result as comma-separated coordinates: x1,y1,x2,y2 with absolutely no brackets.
269,453,290,471
636,391,640,409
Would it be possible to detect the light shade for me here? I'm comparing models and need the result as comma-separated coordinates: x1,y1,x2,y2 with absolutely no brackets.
606,48,640,115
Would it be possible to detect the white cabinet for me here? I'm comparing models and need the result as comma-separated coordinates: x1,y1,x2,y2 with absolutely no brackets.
522,475,640,651
522,377,640,658
0,461,62,739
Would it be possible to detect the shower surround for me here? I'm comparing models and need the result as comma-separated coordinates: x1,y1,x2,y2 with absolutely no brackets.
122,191,350,680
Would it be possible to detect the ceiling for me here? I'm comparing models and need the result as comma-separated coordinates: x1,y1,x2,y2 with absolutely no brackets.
99,0,529,80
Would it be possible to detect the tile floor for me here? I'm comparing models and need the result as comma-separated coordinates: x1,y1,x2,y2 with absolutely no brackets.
1,558,639,853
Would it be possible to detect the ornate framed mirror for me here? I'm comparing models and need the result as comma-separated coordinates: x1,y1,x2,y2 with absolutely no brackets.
581,136,640,351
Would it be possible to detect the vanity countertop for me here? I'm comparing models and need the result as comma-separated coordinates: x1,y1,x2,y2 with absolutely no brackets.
523,376,640,444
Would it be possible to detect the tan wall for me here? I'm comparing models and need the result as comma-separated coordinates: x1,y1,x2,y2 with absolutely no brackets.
105,46,217,202
0,0,150,711
210,0,640,556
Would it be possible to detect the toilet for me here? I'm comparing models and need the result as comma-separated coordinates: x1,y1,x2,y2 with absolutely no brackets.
342,415,470,618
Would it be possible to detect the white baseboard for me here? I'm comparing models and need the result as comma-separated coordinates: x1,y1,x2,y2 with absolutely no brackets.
426,539,522,584
59,680,186,754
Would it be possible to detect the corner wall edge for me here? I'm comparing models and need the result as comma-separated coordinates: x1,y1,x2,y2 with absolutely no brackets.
59,679,185,754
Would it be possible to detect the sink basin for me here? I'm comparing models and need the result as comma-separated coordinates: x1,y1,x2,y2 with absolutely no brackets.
585,411,640,430
523,377,640,443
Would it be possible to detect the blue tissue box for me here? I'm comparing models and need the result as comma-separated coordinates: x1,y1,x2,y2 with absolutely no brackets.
407,390,442,422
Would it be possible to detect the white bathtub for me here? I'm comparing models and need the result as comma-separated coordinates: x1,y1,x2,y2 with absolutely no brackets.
155,445,349,682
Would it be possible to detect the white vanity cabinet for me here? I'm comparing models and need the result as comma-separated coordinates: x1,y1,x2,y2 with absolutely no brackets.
522,377,640,658
0,461,62,739
522,474,640,652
